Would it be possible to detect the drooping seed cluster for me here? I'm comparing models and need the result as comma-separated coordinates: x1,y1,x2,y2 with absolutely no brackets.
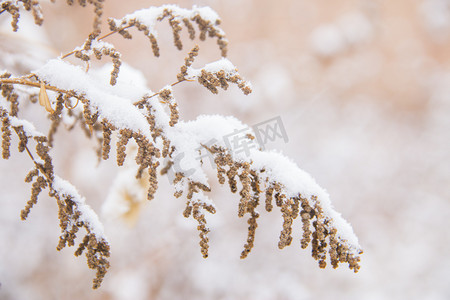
0,103,111,289
0,2,363,290
175,46,253,95
197,69,253,95
207,146,263,257
177,45,200,81
1,0,44,31
0,72,19,117
108,6,229,57
158,88,179,127
74,38,122,85
103,124,162,201
201,145,362,271
1,109,11,159
172,177,215,258
65,0,104,35
1,0,103,33
55,195,110,289
0,75,116,288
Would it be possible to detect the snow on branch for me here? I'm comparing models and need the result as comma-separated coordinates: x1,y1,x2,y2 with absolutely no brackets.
0,1,362,290
1,96,110,288
108,4,228,57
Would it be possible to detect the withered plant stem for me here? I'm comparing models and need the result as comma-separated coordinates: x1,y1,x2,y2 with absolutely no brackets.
0,77,190,108
12,127,48,182
133,78,189,106
0,78,68,94
60,24,134,59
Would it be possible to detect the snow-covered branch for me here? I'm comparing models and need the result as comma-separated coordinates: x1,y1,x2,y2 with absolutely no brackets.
0,1,362,290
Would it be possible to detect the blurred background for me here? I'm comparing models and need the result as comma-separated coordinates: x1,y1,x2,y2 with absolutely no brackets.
0,0,449,299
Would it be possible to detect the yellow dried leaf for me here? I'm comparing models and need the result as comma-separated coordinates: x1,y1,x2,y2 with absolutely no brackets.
39,81,54,114
38,81,46,106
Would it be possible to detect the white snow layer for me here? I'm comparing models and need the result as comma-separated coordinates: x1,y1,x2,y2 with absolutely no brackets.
178,115,361,252
110,4,221,35
35,59,150,134
53,176,106,238
34,57,360,252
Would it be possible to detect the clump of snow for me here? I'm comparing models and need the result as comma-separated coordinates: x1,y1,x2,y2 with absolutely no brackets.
174,115,361,252
35,59,151,134
248,150,360,252
110,5,221,36
0,100,46,137
178,114,247,146
9,117,46,138
53,176,106,239
186,58,237,78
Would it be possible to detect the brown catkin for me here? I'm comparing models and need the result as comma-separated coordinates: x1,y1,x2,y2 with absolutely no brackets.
192,205,210,258
15,125,28,153
300,197,313,249
21,176,47,220
183,18,196,39
278,201,294,249
1,116,12,159
9,92,19,117
101,120,113,160
169,103,179,127
56,195,111,289
265,184,274,212
147,161,159,200
35,137,54,180
240,210,259,259
149,34,160,57
168,16,183,50
24,168,39,183
116,129,132,166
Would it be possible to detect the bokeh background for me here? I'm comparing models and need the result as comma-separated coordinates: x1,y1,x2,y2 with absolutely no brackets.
1,0,449,299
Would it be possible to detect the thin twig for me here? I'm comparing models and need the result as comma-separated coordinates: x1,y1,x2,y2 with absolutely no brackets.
133,78,189,106
60,24,134,59
12,127,47,180
0,78,68,94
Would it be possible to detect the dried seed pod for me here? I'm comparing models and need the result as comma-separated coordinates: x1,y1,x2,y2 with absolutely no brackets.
101,120,113,160
116,129,132,166
1,116,12,159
